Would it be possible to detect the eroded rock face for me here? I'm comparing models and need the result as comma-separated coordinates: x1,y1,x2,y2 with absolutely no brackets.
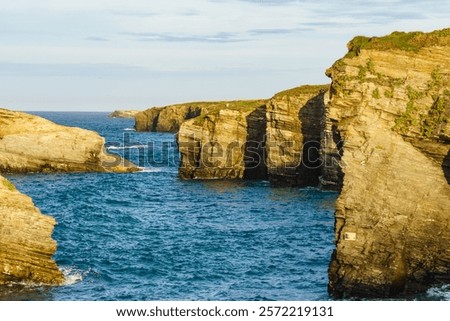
178,101,267,179
0,175,64,285
327,29,450,298
0,108,138,173
135,105,202,132
266,85,329,186
109,110,141,118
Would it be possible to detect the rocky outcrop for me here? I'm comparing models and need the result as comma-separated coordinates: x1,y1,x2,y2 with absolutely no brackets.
178,100,267,179
135,104,203,132
109,109,141,118
326,29,450,298
266,85,329,186
177,86,330,183
0,108,138,173
0,175,64,285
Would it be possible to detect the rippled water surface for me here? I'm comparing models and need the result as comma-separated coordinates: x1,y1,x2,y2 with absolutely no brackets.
2,112,447,301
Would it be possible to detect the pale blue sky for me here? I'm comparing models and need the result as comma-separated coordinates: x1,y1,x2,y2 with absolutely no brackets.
1,0,449,111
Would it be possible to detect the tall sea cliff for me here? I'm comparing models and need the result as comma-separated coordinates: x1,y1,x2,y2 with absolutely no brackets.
135,28,450,298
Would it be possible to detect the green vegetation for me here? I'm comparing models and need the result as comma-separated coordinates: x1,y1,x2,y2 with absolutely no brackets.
420,91,450,138
393,69,449,138
372,88,381,99
345,28,450,58
191,99,267,126
274,84,329,99
2,179,16,191
384,89,394,98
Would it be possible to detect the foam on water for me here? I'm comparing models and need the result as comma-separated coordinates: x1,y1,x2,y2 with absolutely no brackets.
107,145,146,150
426,285,450,300
123,128,135,131
60,267,85,286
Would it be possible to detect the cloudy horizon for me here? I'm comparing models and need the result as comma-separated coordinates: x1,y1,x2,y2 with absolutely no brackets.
1,0,449,111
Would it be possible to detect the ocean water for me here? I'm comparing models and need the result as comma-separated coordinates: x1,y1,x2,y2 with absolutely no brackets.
1,113,448,301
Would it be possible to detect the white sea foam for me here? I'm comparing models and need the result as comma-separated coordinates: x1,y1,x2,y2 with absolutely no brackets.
138,167,165,173
60,266,84,286
123,128,136,131
107,145,146,150
426,284,450,300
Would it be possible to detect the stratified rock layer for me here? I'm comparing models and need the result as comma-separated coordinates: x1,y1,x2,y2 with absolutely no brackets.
266,85,329,186
135,104,203,132
0,175,64,285
109,110,141,118
0,108,138,173
178,101,267,179
326,29,450,298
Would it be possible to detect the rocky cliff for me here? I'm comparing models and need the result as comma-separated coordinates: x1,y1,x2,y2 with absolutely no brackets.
109,109,141,118
175,28,450,298
135,104,203,132
177,86,329,183
178,100,267,179
0,108,138,173
0,175,63,285
266,85,329,186
326,29,450,298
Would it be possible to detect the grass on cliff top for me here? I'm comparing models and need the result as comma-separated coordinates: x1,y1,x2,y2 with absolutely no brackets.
2,178,16,192
274,84,329,99
346,28,450,58
191,99,267,125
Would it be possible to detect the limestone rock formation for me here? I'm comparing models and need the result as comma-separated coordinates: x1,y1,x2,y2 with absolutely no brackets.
109,109,141,118
0,175,64,285
266,85,329,186
326,29,450,298
0,108,138,173
135,104,202,132
178,100,267,179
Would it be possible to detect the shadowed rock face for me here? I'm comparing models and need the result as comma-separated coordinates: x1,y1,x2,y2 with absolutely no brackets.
178,102,267,179
326,29,450,298
266,85,329,186
0,175,64,285
177,87,330,183
135,105,202,132
0,108,138,173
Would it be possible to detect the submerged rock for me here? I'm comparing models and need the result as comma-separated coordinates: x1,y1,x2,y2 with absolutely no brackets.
0,108,138,173
0,175,64,285
326,28,450,298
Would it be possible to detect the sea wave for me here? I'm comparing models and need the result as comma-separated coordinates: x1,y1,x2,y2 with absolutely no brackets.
426,284,450,300
124,128,136,131
138,167,171,173
60,266,85,286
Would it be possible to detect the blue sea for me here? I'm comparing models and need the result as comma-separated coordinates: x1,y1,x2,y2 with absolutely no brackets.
1,112,448,301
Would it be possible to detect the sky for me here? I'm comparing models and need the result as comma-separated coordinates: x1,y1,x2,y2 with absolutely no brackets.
0,0,449,111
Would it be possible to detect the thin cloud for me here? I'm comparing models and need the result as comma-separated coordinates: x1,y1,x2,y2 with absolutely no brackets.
85,36,110,42
123,32,250,43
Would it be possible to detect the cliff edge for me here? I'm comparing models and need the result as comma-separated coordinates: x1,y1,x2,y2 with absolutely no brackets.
0,108,138,173
0,175,64,285
326,29,450,298
109,110,141,118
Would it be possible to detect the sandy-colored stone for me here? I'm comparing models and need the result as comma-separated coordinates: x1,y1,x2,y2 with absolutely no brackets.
326,29,450,298
178,102,267,179
0,175,64,285
109,110,141,118
0,108,138,173
266,85,329,186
